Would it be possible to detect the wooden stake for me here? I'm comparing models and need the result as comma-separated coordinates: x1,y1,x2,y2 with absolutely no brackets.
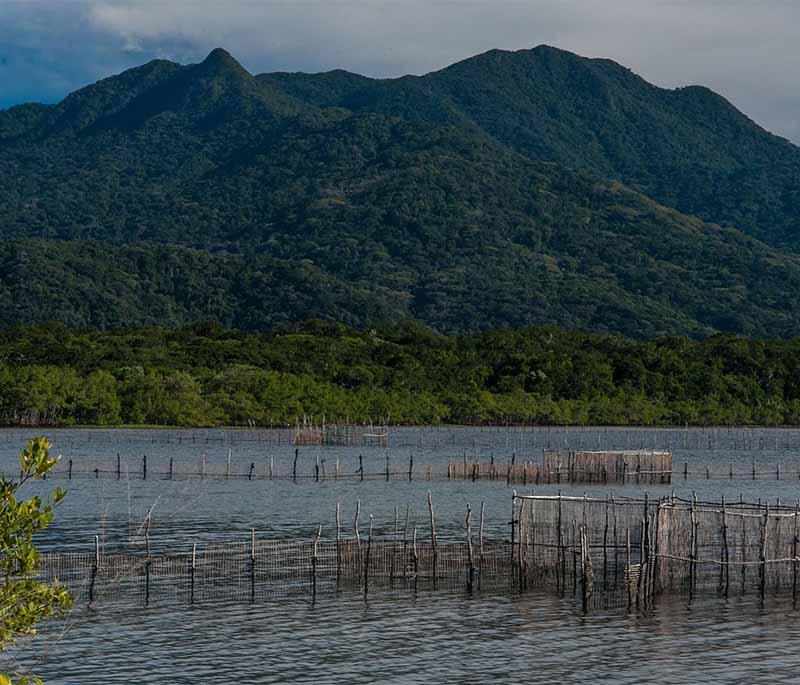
466,504,475,593
354,500,361,547
250,528,256,602
364,515,373,598
335,502,341,587
428,491,438,588
312,524,321,599
479,500,485,591
190,542,196,604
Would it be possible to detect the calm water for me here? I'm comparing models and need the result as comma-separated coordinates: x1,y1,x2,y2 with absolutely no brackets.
3,426,800,683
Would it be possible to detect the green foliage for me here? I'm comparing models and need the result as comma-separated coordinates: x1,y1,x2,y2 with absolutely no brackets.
2,324,800,426
1,48,800,337
1,439,72,684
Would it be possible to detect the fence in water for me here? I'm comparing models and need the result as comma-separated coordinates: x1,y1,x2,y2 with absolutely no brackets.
35,492,800,613
37,498,511,607
18,449,800,485
449,450,672,485
513,493,800,611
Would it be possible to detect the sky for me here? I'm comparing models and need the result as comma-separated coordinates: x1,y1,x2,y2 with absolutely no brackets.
1,0,799,143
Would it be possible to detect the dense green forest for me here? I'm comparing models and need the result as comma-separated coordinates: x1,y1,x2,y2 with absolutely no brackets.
3,323,800,427
2,47,800,337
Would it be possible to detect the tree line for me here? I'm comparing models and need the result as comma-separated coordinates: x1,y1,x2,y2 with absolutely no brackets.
2,322,800,427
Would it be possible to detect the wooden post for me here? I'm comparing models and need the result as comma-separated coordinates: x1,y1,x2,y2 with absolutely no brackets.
690,494,697,599
479,500,485,591
753,460,756,480
169,457,174,480
626,527,632,611
428,491,438,588
250,528,256,602
312,525,321,599
603,500,609,586
354,499,361,548
557,492,564,593
142,454,147,480
793,501,799,606
68,459,73,480
455,500,470,595
248,462,254,480
412,526,419,588
226,448,231,479
403,504,410,580
385,454,390,482
116,453,120,480
189,542,196,604
89,534,99,604
269,456,274,480
364,515,373,598
580,526,589,613
335,457,339,481
721,496,729,596
683,461,688,479
201,454,206,479
408,454,413,481
760,504,768,601
315,454,320,482
293,449,298,483
335,502,342,588
391,506,398,586
359,455,364,482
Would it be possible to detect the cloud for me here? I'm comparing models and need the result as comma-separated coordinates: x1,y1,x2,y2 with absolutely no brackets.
0,0,798,142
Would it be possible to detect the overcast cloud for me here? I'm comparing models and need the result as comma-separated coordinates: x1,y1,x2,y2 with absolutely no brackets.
1,0,798,142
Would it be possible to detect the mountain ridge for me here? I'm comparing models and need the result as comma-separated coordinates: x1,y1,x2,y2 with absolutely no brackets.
1,46,800,337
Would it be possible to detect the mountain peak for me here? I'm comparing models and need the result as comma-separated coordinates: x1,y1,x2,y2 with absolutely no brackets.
201,48,248,74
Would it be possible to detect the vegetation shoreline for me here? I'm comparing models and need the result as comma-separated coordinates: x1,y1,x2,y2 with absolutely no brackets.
3,322,800,429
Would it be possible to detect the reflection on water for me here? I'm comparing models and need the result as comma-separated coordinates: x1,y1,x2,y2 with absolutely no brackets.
2,427,800,683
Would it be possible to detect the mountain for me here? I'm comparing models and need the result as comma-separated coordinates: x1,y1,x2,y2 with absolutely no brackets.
1,46,800,337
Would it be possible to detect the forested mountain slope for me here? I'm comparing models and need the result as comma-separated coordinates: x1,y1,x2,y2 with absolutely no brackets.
2,47,799,337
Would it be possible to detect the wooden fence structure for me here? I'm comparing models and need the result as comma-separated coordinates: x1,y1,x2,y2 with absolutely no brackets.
18,450,800,486
513,493,800,611
33,492,800,612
